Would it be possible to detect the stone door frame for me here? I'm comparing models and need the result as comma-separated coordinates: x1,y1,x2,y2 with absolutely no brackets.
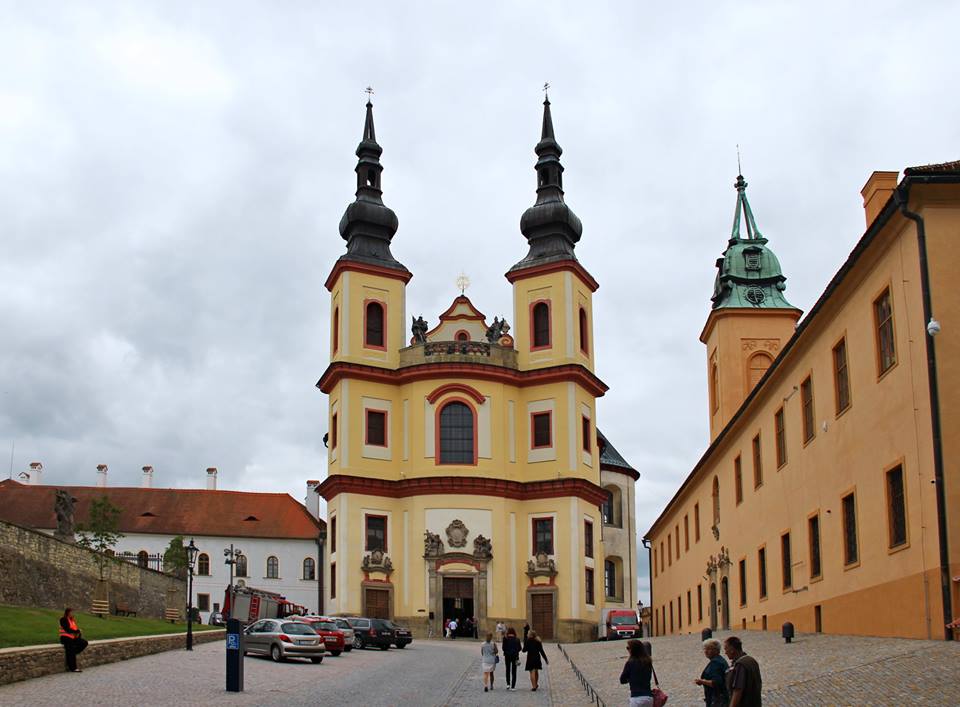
526,585,558,640
426,553,489,636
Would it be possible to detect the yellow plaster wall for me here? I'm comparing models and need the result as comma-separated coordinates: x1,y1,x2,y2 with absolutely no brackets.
329,269,406,369
512,270,595,372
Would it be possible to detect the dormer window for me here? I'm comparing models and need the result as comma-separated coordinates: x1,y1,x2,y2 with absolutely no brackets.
744,250,761,271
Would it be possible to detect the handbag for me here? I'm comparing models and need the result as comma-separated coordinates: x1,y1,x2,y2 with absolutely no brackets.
651,666,668,707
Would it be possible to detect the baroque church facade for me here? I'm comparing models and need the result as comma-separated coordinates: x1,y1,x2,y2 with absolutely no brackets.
314,97,638,641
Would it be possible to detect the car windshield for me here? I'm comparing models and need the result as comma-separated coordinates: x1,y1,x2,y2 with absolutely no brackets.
282,623,316,635
315,621,339,630
610,615,637,625
334,619,351,629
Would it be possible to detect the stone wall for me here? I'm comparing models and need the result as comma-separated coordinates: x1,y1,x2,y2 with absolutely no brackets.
0,520,184,619
0,630,224,685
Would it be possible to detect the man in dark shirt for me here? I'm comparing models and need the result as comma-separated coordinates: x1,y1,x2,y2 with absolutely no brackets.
724,636,762,707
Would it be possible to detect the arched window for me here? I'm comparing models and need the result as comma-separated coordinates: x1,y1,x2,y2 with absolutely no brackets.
137,550,148,568
235,554,248,578
438,401,475,464
602,485,622,527
197,553,210,576
302,557,316,580
332,307,339,353
712,476,721,527
578,307,589,353
747,352,773,389
365,301,384,348
532,301,550,349
455,330,469,342
266,556,279,579
710,362,720,413
604,558,622,600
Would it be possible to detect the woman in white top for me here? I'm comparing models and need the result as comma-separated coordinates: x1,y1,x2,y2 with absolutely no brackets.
495,621,506,641
480,632,499,692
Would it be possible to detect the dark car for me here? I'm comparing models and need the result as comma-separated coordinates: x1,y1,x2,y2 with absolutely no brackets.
345,617,395,650
382,620,413,648
208,611,225,626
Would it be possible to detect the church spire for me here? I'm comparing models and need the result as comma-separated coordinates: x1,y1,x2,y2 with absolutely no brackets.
337,95,407,272
509,92,583,273
710,174,796,310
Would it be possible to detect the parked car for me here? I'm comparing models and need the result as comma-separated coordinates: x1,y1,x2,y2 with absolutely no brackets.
603,609,642,640
292,616,345,656
243,619,325,663
382,620,413,648
328,617,355,651
208,611,225,626
345,617,395,650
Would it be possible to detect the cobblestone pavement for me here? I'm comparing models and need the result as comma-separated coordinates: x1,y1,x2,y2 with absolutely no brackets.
0,638,593,706
560,630,960,706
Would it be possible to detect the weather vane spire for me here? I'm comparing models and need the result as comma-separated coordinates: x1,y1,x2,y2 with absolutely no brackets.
737,143,742,176
543,81,550,101
365,85,374,104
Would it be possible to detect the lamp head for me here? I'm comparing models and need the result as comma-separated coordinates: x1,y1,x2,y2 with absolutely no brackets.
186,538,199,568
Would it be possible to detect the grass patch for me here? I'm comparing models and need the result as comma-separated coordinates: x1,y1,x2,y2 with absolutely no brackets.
0,604,220,649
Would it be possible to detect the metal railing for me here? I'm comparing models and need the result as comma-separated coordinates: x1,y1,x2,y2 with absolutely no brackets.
115,551,164,572
556,643,606,707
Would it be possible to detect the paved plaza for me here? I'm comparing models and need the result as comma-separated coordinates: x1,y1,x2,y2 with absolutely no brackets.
560,630,960,706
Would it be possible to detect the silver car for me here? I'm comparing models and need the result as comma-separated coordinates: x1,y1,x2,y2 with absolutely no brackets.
329,617,355,651
243,619,325,663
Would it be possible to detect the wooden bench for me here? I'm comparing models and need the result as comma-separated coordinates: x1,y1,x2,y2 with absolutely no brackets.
115,601,137,617
91,599,110,617
164,608,181,624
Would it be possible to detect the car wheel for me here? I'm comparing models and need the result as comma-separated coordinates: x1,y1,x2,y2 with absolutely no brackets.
353,635,363,649
271,645,283,662
331,650,342,657
395,642,407,649
311,657,323,664
380,644,389,651
344,645,353,652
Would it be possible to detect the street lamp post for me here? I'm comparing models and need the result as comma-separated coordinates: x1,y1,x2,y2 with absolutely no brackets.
186,538,199,651
224,544,243,619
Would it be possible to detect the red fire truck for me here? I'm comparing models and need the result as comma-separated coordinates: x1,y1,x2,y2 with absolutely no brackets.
222,584,306,624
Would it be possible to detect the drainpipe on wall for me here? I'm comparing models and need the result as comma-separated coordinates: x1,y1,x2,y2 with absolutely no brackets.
316,531,326,616
642,538,652,636
895,183,953,641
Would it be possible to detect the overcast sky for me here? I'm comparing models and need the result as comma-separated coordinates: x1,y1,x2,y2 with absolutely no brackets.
2,2,958,602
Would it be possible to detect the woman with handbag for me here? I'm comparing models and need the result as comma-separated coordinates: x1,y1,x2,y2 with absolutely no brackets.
480,632,499,692
620,639,657,707
502,626,522,690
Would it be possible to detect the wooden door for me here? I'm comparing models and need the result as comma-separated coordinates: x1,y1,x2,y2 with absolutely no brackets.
530,593,554,639
365,588,390,619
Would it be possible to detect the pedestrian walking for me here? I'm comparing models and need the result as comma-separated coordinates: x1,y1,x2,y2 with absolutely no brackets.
522,629,548,691
448,618,458,639
472,616,479,639
694,638,729,706
619,639,654,707
502,626,522,690
59,608,88,673
480,632,499,692
496,621,506,641
444,618,451,638
723,636,762,707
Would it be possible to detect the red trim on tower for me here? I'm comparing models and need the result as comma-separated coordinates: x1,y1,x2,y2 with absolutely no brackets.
505,260,599,292
426,383,486,405
325,260,412,291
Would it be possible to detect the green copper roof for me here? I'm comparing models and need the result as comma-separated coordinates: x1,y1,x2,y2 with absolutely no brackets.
710,175,796,310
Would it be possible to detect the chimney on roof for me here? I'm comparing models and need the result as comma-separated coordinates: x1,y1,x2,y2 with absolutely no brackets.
142,465,154,488
96,464,108,487
206,467,218,490
861,171,899,227
29,461,43,485
306,480,321,520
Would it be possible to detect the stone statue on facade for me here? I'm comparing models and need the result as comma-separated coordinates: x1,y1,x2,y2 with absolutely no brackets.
485,317,511,343
411,316,429,344
445,519,469,548
423,530,444,557
473,534,492,559
526,551,557,578
54,489,77,543
362,548,394,574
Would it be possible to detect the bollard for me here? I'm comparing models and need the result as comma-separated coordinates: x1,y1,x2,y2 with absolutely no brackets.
225,618,244,692
781,621,795,644
701,627,713,641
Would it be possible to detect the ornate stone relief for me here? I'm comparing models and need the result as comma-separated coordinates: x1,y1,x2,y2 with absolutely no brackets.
424,530,444,558
473,534,492,560
361,548,394,575
525,551,557,579
741,338,780,353
705,546,732,577
445,519,469,548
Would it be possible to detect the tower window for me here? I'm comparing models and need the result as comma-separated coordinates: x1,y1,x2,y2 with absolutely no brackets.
533,517,554,554
709,360,720,414
365,301,385,348
365,515,387,552
531,301,551,349
366,168,377,187
531,411,552,448
438,400,475,464
578,307,589,354
332,307,340,354
365,410,387,447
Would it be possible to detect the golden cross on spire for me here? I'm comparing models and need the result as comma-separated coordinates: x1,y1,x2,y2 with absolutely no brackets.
365,86,374,102
543,81,550,100
456,273,470,295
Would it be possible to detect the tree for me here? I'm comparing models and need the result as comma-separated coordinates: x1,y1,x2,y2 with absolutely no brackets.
76,496,124,580
163,535,189,577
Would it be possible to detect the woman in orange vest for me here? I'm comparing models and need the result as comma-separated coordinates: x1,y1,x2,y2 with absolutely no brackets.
59,608,88,672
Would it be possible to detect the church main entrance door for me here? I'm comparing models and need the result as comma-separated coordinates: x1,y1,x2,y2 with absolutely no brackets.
442,577,474,637
530,593,554,640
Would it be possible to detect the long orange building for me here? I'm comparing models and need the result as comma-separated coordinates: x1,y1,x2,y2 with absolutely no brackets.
645,162,960,640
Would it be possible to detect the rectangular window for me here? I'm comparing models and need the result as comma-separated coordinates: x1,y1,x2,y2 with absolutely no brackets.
687,590,692,625
775,407,787,467
684,515,690,551
677,595,682,627
734,455,743,505
330,563,336,599
843,492,859,565
581,415,591,452
675,524,680,559
738,559,747,606
659,542,665,573
197,593,210,612
653,547,658,578
886,466,907,548
874,289,896,375
605,560,617,598
781,533,792,590
585,567,595,605
752,434,763,488
365,515,387,552
584,520,594,559
331,516,337,554
533,517,554,555
531,412,552,448
331,413,338,449
758,547,768,599
697,584,703,621
365,410,387,447
667,533,672,566
808,514,822,579
833,338,851,413
694,503,701,542
801,376,815,443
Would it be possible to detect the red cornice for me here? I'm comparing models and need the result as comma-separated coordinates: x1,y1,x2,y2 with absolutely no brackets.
325,260,413,291
316,361,609,398
317,474,609,506
426,383,486,405
505,260,599,293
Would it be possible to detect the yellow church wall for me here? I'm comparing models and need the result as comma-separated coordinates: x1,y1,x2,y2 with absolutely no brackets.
647,203,956,640
328,269,407,369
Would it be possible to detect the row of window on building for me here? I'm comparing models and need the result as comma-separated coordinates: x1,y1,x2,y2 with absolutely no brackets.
133,550,318,581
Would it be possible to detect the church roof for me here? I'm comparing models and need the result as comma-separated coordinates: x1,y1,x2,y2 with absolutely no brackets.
597,429,639,480
0,480,323,539
904,159,960,175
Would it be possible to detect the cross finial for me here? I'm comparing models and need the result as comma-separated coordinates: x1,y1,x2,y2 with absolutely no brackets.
456,272,470,295
542,82,550,101
737,143,742,176
365,86,374,104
